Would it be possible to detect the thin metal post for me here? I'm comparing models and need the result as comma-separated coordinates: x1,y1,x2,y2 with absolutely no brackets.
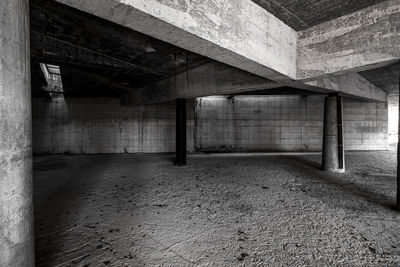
337,95,345,170
176,98,187,166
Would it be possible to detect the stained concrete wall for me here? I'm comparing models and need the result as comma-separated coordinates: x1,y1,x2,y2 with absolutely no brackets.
195,96,388,152
32,95,388,154
32,97,195,154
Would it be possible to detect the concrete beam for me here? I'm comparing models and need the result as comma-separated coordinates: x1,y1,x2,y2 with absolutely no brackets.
123,63,386,105
55,0,298,81
303,73,387,102
298,0,400,81
122,62,279,105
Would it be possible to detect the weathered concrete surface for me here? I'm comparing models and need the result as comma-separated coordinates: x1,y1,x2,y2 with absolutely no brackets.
122,62,279,105
298,0,400,81
195,96,387,152
0,0,34,266
123,62,386,106
360,64,400,95
54,0,298,81
322,96,339,171
305,73,387,102
32,98,195,154
251,0,388,31
33,152,400,265
53,0,398,98
32,96,388,154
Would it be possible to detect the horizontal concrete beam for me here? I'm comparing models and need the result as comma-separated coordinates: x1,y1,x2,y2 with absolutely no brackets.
298,0,400,81
53,0,390,103
304,73,387,102
122,62,279,105
123,63,387,106
55,0,298,81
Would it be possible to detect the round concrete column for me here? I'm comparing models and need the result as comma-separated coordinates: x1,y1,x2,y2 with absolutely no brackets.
322,95,339,172
0,0,35,266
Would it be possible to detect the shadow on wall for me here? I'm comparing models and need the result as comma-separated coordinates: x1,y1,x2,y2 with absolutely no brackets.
32,97,195,155
32,95,388,155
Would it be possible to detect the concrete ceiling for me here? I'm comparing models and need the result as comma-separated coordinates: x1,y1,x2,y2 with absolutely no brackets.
251,0,387,31
30,0,398,99
251,0,399,96
360,64,399,95
30,0,211,97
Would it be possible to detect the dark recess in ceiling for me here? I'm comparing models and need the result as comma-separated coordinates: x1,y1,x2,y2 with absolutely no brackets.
30,0,211,98
359,64,400,95
30,0,398,99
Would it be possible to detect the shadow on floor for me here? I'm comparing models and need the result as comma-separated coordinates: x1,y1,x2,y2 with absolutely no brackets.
282,155,397,211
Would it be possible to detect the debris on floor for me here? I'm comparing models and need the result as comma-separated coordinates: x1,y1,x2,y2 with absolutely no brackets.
34,152,400,266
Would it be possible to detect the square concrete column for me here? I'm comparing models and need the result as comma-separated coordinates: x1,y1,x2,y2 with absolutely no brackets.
0,0,34,266
175,98,187,166
322,94,345,172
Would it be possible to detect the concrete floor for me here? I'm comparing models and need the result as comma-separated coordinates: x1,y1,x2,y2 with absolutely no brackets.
34,152,400,266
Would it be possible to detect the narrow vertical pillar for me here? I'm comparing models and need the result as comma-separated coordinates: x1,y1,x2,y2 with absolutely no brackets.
176,98,187,166
397,66,400,209
322,94,345,172
0,0,34,266
337,95,345,170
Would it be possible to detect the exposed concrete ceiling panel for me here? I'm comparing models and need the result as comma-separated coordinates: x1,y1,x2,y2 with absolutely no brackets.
30,0,393,101
54,0,298,81
297,0,400,81
251,0,387,31
30,0,211,97
359,64,400,95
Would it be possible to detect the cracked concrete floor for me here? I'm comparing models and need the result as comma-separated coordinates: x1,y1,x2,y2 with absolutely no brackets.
34,152,400,266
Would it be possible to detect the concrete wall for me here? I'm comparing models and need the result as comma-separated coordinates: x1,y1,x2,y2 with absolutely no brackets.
32,95,388,154
195,96,388,152
32,97,195,154
344,98,388,151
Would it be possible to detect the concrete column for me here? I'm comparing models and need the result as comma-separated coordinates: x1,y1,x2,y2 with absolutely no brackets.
176,98,187,166
0,0,35,266
322,94,345,172
397,66,400,209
